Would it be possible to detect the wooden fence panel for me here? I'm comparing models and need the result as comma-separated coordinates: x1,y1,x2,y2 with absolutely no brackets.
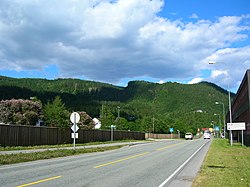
58,128,71,144
0,125,8,146
40,127,48,145
93,130,105,142
46,128,57,145
101,130,110,142
30,127,41,146
0,124,145,146
18,125,28,146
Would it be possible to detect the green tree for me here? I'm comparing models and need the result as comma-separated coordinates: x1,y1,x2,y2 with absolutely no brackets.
100,105,115,129
115,117,128,130
43,96,69,127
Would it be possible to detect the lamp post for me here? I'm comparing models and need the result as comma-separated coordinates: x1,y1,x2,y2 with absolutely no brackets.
116,106,120,126
214,113,221,138
117,106,120,119
177,130,180,139
152,115,155,134
209,61,233,145
215,102,226,138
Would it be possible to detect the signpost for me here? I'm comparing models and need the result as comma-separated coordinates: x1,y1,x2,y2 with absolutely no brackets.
214,126,220,131
214,126,220,138
227,122,246,130
227,122,246,146
170,128,174,139
111,125,116,141
70,112,80,150
177,130,180,139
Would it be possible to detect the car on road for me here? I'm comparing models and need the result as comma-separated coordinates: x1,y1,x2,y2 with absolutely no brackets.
203,132,211,139
185,132,193,140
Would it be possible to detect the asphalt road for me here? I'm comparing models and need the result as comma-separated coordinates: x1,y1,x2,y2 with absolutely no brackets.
0,139,211,187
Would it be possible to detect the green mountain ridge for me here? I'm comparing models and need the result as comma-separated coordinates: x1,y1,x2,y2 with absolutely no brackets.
0,76,232,134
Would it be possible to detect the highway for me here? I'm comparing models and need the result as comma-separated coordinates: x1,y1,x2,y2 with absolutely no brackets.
0,139,211,187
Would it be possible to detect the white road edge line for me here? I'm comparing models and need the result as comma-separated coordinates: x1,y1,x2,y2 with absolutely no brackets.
158,141,208,187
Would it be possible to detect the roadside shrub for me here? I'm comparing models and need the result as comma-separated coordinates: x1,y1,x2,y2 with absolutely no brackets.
0,99,43,125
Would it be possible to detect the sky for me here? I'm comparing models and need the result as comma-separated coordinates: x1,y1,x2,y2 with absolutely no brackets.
0,0,249,93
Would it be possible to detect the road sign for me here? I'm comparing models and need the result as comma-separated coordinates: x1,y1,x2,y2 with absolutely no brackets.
70,112,80,150
169,128,174,132
214,126,220,131
71,133,78,139
70,112,80,124
227,122,246,130
71,124,79,132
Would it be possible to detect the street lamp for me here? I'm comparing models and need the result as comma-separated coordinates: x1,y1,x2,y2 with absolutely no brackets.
209,61,233,145
214,113,221,138
116,106,120,123
177,130,180,139
152,115,155,134
215,102,226,138
117,106,120,119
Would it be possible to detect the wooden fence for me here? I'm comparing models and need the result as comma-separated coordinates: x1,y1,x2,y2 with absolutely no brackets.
0,124,145,147
145,133,181,139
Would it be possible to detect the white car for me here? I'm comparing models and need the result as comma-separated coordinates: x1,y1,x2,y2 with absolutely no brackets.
185,132,193,140
204,132,211,139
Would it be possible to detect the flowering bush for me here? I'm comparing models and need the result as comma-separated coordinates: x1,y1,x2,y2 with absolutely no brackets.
76,111,95,130
0,99,43,125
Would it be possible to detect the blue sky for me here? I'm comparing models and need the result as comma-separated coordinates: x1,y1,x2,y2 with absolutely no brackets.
0,0,249,93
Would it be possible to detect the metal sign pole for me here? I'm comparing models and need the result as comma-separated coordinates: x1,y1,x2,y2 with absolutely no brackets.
111,126,113,141
73,113,76,150
242,130,244,147
70,112,80,151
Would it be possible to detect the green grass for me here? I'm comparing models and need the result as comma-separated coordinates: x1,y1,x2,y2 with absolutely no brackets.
193,139,250,187
0,145,124,165
0,139,146,151
0,139,149,165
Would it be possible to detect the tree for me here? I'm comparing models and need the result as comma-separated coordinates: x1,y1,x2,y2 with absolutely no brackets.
43,96,69,127
100,105,115,129
115,117,128,130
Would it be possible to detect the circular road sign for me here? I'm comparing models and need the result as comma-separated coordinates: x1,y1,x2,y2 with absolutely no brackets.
70,112,80,124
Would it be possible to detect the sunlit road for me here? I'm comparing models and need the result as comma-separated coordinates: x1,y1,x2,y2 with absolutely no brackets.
0,139,211,187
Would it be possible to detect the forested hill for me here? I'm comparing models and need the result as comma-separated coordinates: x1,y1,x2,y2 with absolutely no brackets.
0,76,231,133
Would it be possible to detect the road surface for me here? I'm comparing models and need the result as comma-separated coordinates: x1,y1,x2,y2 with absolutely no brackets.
0,139,211,187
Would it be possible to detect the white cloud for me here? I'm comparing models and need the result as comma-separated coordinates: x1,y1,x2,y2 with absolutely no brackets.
190,13,199,19
81,0,163,39
0,0,249,91
188,78,204,84
211,70,228,78
158,80,165,84
205,46,250,90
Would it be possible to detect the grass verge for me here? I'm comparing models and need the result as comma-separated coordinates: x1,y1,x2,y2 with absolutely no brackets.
192,139,250,187
0,145,124,165
0,139,146,151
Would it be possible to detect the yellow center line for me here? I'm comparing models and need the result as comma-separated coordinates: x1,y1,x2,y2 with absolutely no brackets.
16,176,62,187
94,152,150,168
156,141,187,151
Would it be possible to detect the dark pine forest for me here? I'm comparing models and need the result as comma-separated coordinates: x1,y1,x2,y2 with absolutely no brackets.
0,76,232,135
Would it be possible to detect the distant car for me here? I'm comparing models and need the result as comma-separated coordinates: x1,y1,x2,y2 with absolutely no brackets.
185,132,193,140
203,132,211,139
